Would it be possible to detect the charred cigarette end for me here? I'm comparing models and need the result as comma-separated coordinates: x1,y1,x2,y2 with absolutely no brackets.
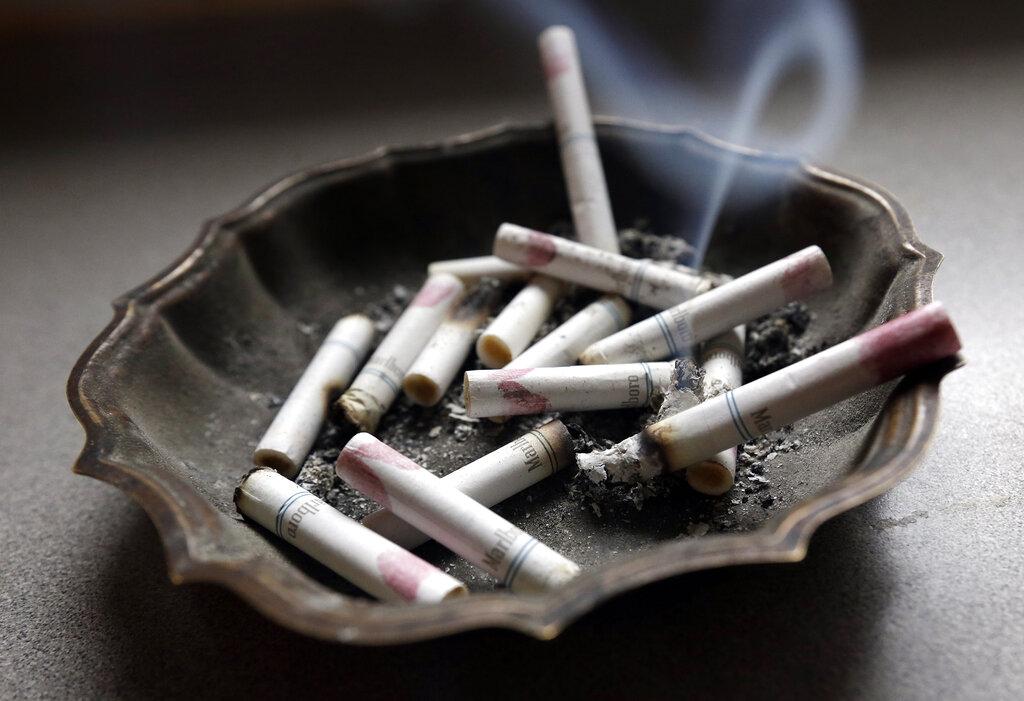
477,333,514,368
402,373,442,407
252,447,299,479
685,456,736,496
576,431,666,485
857,302,961,382
782,245,834,301
336,389,384,434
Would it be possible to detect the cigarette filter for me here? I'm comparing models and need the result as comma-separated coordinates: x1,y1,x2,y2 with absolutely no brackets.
254,314,375,477
494,224,713,309
338,434,581,593
645,302,960,472
403,283,501,407
464,362,674,418
362,420,573,550
235,469,467,603
507,295,631,370
687,326,746,495
476,274,565,368
580,246,833,364
538,26,620,254
427,255,531,282
337,273,464,432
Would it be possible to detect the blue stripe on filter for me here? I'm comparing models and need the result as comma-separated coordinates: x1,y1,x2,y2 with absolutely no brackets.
598,298,626,329
274,491,307,538
725,391,754,443
362,367,399,394
323,338,361,358
502,537,540,588
560,132,596,149
654,313,679,358
641,362,654,405
628,260,650,303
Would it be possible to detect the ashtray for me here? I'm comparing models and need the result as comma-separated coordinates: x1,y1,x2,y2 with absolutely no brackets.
68,119,952,643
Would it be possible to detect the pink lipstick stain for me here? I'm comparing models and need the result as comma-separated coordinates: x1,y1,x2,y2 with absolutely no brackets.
377,550,434,602
412,278,460,307
336,451,390,507
781,248,831,300
857,303,961,382
542,51,571,80
525,231,558,267
493,368,551,414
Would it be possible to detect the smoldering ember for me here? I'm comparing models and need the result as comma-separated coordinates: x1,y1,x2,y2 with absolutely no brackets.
233,25,963,601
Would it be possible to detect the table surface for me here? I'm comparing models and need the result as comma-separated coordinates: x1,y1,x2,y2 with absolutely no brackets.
2,26,1023,700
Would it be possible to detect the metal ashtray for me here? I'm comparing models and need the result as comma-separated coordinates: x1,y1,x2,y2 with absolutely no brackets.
68,118,952,643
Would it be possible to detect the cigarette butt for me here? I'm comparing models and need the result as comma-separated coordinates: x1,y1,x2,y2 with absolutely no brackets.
403,283,501,406
685,326,746,496
338,434,581,593
362,420,573,550
336,273,464,432
464,362,675,418
507,295,631,370
427,255,531,282
580,246,833,364
495,224,715,309
538,26,620,254
644,302,960,473
476,275,565,368
235,469,467,603
253,314,375,478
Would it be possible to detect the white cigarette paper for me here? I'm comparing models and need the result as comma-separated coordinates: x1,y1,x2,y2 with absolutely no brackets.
253,315,375,477
338,434,581,593
464,362,674,418
580,246,833,364
337,273,464,432
476,275,565,368
507,295,631,369
538,26,620,254
494,224,714,309
234,469,466,603
362,420,574,550
581,303,960,482
427,255,530,282
403,283,500,407
687,326,746,496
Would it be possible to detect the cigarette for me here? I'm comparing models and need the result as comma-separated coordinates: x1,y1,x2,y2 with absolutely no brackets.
476,275,565,368
494,224,715,309
583,303,960,481
403,283,501,407
427,255,531,282
506,295,631,370
337,273,464,432
580,246,833,364
686,326,746,496
234,469,467,603
538,26,620,254
253,314,375,477
464,362,675,418
362,420,573,550
338,434,581,593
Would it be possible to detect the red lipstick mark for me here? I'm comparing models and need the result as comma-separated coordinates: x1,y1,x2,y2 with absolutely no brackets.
351,439,422,471
781,248,832,300
412,278,459,307
336,451,390,507
377,550,434,602
857,303,961,382
542,51,571,80
524,231,558,267
493,369,551,414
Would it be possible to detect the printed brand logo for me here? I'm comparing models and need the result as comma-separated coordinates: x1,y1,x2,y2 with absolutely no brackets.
751,407,773,434
482,525,521,573
285,496,324,539
620,374,642,408
511,435,543,473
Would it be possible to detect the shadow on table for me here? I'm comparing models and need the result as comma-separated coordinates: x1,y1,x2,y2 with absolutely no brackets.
101,500,893,698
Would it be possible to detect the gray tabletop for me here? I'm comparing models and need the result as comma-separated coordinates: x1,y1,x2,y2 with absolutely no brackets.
1,6,1022,699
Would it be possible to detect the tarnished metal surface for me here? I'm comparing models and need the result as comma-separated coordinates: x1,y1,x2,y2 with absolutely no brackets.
67,119,951,643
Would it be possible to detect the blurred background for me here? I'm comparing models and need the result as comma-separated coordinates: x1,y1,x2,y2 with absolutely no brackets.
2,1,1022,698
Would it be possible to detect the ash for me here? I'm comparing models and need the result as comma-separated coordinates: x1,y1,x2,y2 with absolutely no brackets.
618,221,697,266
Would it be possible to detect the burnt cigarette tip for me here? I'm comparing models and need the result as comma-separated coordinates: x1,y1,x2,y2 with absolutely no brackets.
252,448,299,479
403,373,442,407
685,460,735,497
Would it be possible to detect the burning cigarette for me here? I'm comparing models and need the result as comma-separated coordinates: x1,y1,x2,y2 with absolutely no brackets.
337,273,464,432
494,224,715,309
464,362,674,418
476,274,565,368
427,255,531,282
580,303,961,483
403,283,501,407
362,420,573,550
507,294,631,369
234,469,467,603
253,314,375,477
538,26,620,254
580,246,833,364
686,326,746,496
338,434,581,593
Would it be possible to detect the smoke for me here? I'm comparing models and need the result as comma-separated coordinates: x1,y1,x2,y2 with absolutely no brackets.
483,0,862,266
